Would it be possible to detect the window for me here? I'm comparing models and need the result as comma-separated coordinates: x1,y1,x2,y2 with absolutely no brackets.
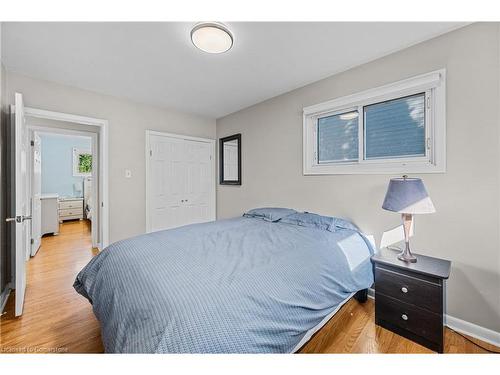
364,93,426,160
303,70,446,174
73,148,92,177
317,110,359,163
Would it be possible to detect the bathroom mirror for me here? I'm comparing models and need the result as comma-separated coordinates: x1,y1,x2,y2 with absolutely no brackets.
219,133,241,185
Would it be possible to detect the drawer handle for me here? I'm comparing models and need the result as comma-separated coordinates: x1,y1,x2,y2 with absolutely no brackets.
401,286,408,294
401,314,408,321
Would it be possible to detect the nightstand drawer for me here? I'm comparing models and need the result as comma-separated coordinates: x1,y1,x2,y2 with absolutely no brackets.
59,200,83,210
375,293,442,345
59,208,83,217
375,266,442,313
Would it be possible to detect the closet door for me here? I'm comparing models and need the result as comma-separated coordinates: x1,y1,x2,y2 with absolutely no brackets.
147,133,215,232
183,140,213,226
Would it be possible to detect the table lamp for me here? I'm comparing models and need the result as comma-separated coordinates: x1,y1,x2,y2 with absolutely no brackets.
382,175,435,263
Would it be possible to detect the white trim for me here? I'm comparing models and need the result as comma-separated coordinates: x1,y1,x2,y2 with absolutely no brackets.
145,130,216,234
303,69,446,175
0,283,12,313
24,107,109,249
146,130,215,144
368,287,375,299
303,71,442,115
370,289,500,348
25,107,107,127
445,314,500,348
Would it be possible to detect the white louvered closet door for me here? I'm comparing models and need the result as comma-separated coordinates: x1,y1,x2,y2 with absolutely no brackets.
148,133,215,232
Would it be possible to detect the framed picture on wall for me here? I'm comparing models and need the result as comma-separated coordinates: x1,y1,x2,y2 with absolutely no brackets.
73,147,92,177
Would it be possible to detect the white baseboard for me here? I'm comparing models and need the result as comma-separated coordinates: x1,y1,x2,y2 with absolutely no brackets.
367,287,499,348
0,283,12,314
368,287,375,299
445,315,500,348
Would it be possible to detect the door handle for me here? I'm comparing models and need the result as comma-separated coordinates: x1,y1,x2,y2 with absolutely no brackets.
6,215,32,223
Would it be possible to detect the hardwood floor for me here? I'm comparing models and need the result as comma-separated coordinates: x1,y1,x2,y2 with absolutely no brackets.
0,220,103,353
1,221,498,354
298,298,499,353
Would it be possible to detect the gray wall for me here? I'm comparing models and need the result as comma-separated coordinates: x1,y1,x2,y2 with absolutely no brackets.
6,71,216,243
217,23,500,332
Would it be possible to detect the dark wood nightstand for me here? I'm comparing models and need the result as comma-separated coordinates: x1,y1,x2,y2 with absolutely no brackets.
371,248,451,353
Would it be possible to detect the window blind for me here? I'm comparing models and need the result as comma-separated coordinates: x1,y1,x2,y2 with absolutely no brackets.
364,93,426,160
317,111,358,163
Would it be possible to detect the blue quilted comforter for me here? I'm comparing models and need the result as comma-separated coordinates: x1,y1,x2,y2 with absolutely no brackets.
74,216,374,353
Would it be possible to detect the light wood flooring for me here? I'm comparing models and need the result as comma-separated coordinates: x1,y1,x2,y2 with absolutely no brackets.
1,220,102,353
298,298,499,353
1,220,498,354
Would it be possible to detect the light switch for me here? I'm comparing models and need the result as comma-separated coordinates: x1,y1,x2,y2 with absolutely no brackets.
125,169,132,178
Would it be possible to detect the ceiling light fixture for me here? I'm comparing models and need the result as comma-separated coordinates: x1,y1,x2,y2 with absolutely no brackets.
191,22,233,54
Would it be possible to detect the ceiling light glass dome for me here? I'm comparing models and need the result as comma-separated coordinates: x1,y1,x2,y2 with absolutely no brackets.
191,22,233,54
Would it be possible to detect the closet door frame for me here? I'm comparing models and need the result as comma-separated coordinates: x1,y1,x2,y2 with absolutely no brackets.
145,130,216,233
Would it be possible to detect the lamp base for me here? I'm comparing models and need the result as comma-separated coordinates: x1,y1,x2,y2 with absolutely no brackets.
399,213,417,263
397,251,417,263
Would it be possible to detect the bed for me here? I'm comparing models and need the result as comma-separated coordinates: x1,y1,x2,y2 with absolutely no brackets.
74,208,375,353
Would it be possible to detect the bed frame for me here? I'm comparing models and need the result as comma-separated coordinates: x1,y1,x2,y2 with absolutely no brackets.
293,288,369,352
353,288,368,303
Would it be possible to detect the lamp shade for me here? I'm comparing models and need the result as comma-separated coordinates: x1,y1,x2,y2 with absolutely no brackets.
382,177,435,214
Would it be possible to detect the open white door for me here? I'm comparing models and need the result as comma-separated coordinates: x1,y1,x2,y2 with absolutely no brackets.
31,132,42,256
6,93,30,316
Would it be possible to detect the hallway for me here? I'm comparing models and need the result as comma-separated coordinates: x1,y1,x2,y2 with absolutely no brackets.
0,220,103,353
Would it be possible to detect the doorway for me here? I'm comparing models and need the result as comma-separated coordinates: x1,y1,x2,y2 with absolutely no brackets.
5,95,109,317
28,128,96,258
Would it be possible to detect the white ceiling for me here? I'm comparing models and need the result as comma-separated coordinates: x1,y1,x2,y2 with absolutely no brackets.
2,22,466,119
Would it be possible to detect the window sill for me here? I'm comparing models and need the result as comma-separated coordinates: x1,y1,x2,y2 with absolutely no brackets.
303,160,445,175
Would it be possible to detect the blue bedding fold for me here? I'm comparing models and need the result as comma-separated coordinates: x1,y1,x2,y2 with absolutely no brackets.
74,216,374,353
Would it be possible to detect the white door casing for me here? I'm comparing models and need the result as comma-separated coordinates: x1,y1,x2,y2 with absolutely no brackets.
24,107,109,250
146,131,215,233
31,132,42,256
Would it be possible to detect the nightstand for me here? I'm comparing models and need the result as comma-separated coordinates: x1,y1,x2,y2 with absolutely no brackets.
58,197,84,222
371,248,451,353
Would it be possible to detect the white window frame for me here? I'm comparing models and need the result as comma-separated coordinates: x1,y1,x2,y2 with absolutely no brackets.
303,69,446,175
73,147,92,177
